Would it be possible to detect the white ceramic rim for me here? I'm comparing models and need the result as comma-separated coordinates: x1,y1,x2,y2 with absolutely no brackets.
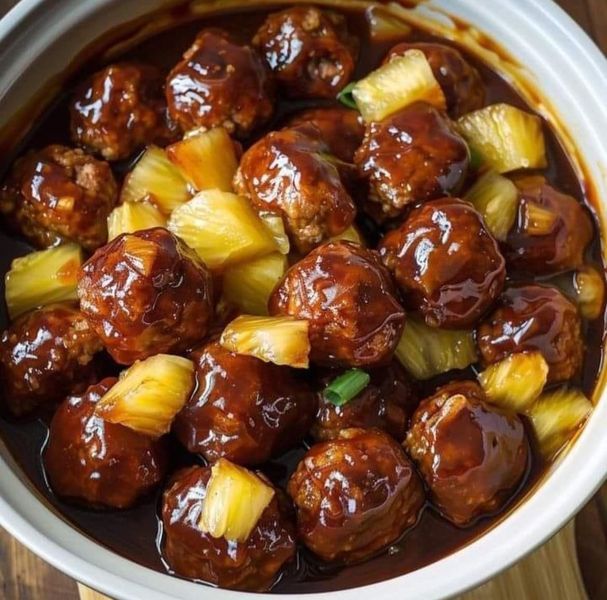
0,1,607,599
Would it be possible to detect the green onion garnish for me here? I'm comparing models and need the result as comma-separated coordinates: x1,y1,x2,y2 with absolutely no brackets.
337,82,358,110
323,369,371,406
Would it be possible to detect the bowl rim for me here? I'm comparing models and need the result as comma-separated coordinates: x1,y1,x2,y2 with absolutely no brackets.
1,1,607,599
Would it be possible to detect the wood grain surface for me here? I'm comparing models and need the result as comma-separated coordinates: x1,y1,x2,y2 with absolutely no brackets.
0,1,606,599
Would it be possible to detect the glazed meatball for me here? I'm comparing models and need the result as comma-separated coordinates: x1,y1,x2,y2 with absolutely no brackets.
312,362,416,442
174,341,316,465
166,29,274,138
70,62,175,161
269,241,406,367
0,303,102,417
477,284,583,383
161,465,296,591
253,6,358,99
78,228,214,365
43,378,168,508
385,43,485,117
234,127,356,253
405,381,528,526
286,107,364,163
379,198,506,329
504,175,593,275
288,428,424,563
0,145,118,250
354,102,469,218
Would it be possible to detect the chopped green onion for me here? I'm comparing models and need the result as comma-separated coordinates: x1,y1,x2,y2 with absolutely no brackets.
323,369,371,406
337,82,358,110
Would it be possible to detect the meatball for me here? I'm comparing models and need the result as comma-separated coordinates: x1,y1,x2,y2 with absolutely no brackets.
78,228,214,365
405,381,528,526
166,29,274,138
0,145,118,250
253,6,358,99
477,284,583,383
286,107,364,163
269,241,406,367
234,127,356,253
288,428,424,563
385,42,485,117
174,341,317,465
504,175,593,275
312,362,416,442
70,62,175,161
354,102,469,217
0,303,102,417
161,465,296,591
43,378,168,508
379,198,506,329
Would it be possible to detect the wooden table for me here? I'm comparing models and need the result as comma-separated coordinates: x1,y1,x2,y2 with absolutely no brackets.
0,0,606,599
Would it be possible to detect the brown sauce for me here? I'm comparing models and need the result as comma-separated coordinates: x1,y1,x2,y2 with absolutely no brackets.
0,3,604,594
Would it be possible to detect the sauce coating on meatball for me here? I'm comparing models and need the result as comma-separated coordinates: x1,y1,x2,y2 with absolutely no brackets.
166,29,274,138
174,341,317,465
379,197,506,329
288,428,425,563
78,228,214,365
269,241,406,367
477,284,583,383
161,465,296,591
253,6,358,99
43,378,169,509
405,381,528,526
354,102,469,217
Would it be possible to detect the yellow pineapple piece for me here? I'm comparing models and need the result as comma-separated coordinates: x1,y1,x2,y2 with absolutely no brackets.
259,212,290,254
331,224,365,246
365,5,412,41
574,266,605,320
107,200,166,240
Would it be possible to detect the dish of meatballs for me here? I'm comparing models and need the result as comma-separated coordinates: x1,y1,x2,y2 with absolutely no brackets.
0,1,604,594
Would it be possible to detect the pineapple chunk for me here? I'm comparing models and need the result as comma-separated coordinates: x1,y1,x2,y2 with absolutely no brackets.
222,253,288,316
107,200,166,240
220,315,310,368
574,266,605,320
120,146,190,214
527,388,592,458
167,191,277,270
365,5,412,41
478,352,548,412
522,201,558,236
95,354,195,438
259,212,290,254
5,244,82,319
167,127,238,193
457,104,547,173
199,459,275,543
331,224,365,246
464,170,519,241
353,50,446,123
395,316,477,380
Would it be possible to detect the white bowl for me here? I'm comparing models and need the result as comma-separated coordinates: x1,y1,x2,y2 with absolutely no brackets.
0,1,606,599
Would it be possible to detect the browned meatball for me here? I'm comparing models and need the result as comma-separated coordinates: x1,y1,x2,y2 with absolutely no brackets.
234,127,356,253
161,465,296,591
312,362,416,442
269,241,405,367
253,6,358,99
78,228,214,365
166,29,274,138
288,428,424,563
174,341,316,465
286,107,364,163
70,62,175,161
43,378,169,508
354,102,470,218
0,145,118,250
379,198,506,329
477,284,583,383
0,303,102,417
504,175,593,275
385,43,485,117
405,381,528,526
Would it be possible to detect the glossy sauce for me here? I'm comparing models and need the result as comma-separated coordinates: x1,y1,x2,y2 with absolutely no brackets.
0,4,604,595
